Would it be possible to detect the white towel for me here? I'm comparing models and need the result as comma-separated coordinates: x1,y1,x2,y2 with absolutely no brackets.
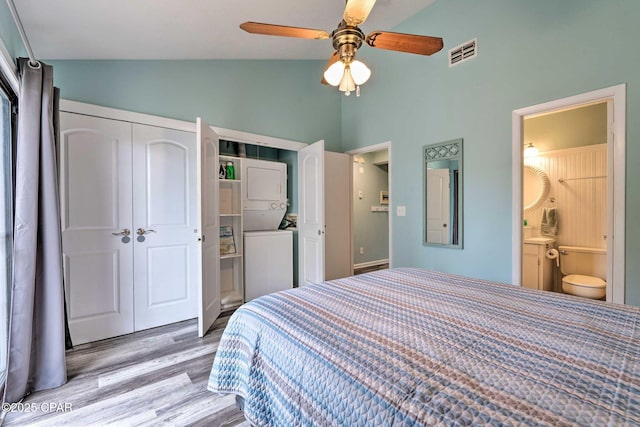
540,207,558,236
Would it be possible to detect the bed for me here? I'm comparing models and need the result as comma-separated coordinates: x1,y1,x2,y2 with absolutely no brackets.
208,268,640,426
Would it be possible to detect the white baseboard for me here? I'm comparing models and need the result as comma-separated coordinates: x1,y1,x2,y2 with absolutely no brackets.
353,259,389,269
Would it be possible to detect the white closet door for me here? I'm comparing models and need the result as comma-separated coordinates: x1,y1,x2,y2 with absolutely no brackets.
60,113,134,345
132,124,198,331
196,118,220,337
298,140,325,286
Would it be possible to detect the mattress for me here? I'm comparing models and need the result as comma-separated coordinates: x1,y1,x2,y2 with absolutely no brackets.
208,268,640,426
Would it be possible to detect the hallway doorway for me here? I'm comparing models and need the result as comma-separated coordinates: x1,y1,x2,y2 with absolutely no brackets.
347,142,392,274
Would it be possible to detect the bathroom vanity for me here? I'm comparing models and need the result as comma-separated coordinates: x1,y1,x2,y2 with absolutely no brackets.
522,237,555,291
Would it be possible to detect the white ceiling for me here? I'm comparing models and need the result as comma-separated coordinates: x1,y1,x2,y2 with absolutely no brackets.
15,0,436,60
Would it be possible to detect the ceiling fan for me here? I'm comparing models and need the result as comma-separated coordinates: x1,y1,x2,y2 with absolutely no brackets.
240,0,443,96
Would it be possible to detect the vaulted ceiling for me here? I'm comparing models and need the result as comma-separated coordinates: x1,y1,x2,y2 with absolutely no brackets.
15,0,436,60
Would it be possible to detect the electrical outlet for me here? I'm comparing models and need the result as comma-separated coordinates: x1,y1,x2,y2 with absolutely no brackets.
397,206,406,216
359,247,364,255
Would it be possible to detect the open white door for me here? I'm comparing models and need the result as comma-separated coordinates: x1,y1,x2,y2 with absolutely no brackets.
197,118,220,337
298,140,325,286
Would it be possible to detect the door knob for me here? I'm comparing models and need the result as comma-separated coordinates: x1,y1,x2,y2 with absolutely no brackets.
112,229,131,236
137,228,157,235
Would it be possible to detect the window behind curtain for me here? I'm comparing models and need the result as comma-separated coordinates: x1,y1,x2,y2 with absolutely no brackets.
0,73,16,385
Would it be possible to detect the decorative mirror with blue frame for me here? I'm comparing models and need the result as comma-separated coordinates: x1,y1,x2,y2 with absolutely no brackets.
424,139,463,249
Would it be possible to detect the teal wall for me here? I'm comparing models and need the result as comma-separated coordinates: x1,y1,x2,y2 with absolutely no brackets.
341,0,640,304
352,151,389,264
47,60,342,151
0,1,26,63
6,0,639,304
278,150,298,214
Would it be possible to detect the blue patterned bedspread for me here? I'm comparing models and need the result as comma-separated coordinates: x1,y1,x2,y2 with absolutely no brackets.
208,268,640,426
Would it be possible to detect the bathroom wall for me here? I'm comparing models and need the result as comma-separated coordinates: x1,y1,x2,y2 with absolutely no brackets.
524,103,607,152
524,143,607,249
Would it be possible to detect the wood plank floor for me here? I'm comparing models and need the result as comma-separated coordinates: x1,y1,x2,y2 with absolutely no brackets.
2,311,247,426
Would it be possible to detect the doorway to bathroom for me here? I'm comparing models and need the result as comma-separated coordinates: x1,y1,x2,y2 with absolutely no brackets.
346,142,392,275
512,85,626,303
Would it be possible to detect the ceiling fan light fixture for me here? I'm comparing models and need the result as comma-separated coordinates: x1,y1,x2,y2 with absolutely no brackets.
240,2,443,94
324,61,345,86
240,2,443,97
350,59,371,85
339,65,356,95
324,58,370,96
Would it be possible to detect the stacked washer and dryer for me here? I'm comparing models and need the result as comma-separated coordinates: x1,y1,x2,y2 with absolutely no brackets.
241,158,293,301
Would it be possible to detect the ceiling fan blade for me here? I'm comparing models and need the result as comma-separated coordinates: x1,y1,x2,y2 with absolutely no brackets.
321,52,340,85
366,31,443,56
240,22,330,40
343,0,377,26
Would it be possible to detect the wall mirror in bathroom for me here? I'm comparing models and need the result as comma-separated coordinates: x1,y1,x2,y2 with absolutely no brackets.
523,165,550,212
424,138,463,248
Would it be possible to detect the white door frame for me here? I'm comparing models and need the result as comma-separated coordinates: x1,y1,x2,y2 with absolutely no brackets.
512,84,626,303
346,141,393,269
59,100,307,151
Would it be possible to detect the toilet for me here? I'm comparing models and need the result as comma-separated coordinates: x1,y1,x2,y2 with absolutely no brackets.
558,246,606,299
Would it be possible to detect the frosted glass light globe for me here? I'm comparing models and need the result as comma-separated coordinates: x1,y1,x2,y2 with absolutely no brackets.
350,60,371,85
323,61,345,86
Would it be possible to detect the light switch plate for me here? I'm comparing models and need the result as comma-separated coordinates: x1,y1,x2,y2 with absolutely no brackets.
397,206,406,216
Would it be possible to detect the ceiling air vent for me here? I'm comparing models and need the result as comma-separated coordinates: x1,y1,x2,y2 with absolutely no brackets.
449,38,477,67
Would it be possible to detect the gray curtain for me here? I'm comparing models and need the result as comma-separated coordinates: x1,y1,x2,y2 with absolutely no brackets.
2,58,66,403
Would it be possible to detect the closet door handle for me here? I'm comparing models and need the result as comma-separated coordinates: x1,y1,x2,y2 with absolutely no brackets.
112,229,131,236
137,228,156,235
